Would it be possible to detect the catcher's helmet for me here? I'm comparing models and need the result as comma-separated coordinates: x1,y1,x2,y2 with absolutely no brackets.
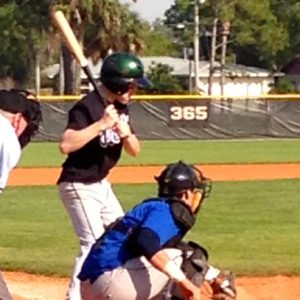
100,52,152,95
155,161,211,199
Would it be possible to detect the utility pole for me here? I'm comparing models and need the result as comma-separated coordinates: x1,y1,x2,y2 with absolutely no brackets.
193,0,200,92
220,21,231,96
208,18,218,95
35,49,41,96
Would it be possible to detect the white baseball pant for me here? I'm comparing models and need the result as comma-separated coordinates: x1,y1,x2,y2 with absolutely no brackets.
58,179,124,300
0,272,13,300
80,249,183,300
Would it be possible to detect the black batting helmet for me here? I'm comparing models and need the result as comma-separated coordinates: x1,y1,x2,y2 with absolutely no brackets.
100,52,152,95
155,161,211,200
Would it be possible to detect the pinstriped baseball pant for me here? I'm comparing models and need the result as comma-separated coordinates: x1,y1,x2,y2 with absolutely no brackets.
58,179,124,300
0,272,12,300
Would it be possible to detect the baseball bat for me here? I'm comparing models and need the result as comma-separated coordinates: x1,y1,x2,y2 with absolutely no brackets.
51,10,105,103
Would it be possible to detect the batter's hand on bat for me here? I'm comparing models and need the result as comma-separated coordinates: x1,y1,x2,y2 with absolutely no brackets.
115,120,132,139
99,104,119,130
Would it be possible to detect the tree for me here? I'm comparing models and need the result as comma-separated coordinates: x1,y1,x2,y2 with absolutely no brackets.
146,63,185,94
0,1,51,87
141,22,178,56
164,0,195,58
269,77,298,94
163,0,289,69
231,0,287,68
52,0,149,94
271,0,300,68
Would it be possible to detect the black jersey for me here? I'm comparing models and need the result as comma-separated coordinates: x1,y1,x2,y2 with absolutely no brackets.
57,92,131,184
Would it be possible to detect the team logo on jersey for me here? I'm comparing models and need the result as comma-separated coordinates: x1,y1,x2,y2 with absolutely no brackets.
99,113,130,148
119,114,129,123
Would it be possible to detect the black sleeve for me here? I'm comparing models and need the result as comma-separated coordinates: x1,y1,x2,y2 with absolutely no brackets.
133,227,162,259
67,103,91,130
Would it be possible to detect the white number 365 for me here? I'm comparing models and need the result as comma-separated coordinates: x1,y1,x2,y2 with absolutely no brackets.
170,106,208,121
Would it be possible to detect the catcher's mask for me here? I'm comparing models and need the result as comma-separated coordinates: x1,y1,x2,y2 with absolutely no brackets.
155,161,211,214
100,52,153,95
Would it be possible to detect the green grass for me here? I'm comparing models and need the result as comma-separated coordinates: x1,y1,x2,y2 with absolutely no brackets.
6,139,300,279
0,179,299,277
18,139,300,167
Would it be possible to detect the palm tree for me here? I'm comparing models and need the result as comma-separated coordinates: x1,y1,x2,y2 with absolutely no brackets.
52,0,147,94
0,1,51,89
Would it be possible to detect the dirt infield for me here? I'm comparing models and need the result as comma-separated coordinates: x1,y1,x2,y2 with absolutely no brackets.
3,271,300,300
8,163,300,185
5,163,300,299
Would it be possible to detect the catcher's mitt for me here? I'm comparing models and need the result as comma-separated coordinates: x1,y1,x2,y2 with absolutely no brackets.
209,271,237,300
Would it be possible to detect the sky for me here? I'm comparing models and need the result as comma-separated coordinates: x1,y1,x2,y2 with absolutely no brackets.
120,0,175,23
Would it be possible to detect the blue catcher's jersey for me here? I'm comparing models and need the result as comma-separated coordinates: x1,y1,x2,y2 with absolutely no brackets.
78,197,187,282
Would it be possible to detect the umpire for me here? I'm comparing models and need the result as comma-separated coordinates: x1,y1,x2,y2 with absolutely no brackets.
0,89,42,299
78,161,236,300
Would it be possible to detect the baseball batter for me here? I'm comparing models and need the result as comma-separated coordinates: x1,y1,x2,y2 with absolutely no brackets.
0,89,42,300
57,52,152,300
78,161,236,300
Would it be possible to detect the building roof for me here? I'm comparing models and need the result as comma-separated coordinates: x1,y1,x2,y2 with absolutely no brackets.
42,56,283,79
141,56,283,78
140,56,206,76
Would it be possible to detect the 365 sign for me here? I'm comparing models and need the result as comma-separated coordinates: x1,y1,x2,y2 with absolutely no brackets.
168,101,209,126
170,105,208,121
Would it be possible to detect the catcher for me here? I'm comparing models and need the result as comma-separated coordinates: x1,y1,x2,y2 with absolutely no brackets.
0,89,42,299
78,161,237,300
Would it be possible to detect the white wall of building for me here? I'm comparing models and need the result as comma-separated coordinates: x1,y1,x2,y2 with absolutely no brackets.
200,77,274,97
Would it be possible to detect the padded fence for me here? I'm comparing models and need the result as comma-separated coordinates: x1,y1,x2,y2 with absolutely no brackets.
35,95,300,141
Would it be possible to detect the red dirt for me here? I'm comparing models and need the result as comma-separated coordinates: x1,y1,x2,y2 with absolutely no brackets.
4,163,300,300
7,163,300,186
3,271,300,300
